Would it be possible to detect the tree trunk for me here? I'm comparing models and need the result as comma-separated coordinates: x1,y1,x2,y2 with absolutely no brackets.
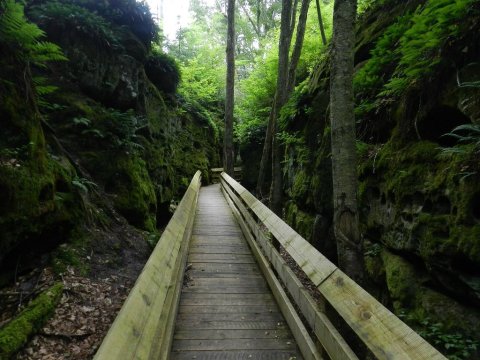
270,0,294,215
224,0,236,176
330,0,363,283
315,0,327,45
287,0,311,96
256,96,276,198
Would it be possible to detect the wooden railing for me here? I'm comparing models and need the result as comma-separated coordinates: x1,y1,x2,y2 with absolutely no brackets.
210,166,242,183
94,171,201,360
220,172,447,360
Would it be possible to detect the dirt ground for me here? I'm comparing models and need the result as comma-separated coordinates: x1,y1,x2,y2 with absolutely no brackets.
0,213,151,360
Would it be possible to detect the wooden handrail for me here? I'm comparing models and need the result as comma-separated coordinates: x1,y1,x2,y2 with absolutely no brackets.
210,167,242,183
220,172,447,360
94,171,202,360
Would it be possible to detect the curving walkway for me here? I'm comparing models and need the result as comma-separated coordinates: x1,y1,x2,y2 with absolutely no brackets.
170,184,303,360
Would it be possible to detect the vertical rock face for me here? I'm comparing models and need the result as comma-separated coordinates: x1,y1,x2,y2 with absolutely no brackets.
242,0,480,352
0,1,219,271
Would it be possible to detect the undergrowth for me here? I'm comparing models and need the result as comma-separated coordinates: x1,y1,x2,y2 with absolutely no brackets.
399,311,479,359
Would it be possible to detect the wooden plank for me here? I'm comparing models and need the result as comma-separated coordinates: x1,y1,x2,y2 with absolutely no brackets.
186,277,267,287
188,254,254,262
176,312,284,322
171,338,297,351
187,271,262,279
171,350,302,360
189,263,260,273
189,245,251,254
179,293,275,306
177,305,277,315
175,320,288,331
182,286,268,294
173,329,292,340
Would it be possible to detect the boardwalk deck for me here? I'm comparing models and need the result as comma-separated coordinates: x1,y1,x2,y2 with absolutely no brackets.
170,184,303,360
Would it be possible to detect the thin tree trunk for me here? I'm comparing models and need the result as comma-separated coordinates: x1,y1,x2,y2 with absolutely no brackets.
330,0,363,282
270,0,294,215
287,0,311,96
256,96,276,198
315,0,327,45
224,0,236,176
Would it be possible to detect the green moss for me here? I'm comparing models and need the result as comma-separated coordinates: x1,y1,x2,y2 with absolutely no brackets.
285,201,315,241
381,250,418,310
415,213,480,265
363,242,385,283
291,170,310,201
109,156,157,232
0,283,63,360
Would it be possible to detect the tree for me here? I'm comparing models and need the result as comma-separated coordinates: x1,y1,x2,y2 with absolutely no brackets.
315,0,327,45
224,0,236,175
329,0,363,282
256,0,310,214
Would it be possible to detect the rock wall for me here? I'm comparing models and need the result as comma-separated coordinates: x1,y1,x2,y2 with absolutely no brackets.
0,1,219,275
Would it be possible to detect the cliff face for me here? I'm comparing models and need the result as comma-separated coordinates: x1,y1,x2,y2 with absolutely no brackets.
0,1,219,275
242,0,480,355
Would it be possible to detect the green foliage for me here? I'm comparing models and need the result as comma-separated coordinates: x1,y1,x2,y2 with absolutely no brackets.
28,1,121,48
60,0,158,46
0,0,66,68
0,283,63,360
399,311,479,360
178,56,225,108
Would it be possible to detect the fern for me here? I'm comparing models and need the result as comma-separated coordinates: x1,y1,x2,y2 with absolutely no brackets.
0,0,67,66
443,124,480,148
355,0,477,115
0,0,66,109
383,0,474,96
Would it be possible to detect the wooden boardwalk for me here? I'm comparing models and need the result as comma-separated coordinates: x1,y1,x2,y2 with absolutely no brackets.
170,184,303,359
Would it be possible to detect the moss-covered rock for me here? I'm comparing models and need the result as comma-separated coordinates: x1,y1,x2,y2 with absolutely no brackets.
285,201,315,242
0,283,63,360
